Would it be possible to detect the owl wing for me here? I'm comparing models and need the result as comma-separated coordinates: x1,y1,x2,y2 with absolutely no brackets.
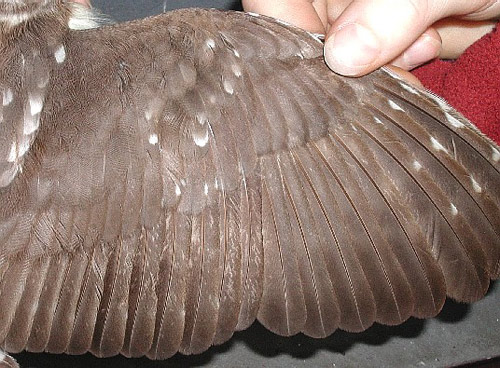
1,8,499,360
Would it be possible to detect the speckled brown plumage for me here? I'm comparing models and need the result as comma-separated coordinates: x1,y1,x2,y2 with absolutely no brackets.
0,0,499,364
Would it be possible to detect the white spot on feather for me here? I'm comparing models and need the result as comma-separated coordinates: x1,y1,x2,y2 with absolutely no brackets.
2,88,13,106
400,82,419,95
450,203,458,216
175,184,181,196
492,146,500,162
204,183,209,196
445,112,465,128
413,160,422,172
231,63,242,77
388,99,404,112
196,113,208,126
7,142,17,163
233,49,241,58
0,12,29,27
149,133,158,145
0,164,20,187
29,94,43,116
430,137,448,154
206,38,216,49
470,176,482,193
24,113,40,135
18,137,31,157
223,79,234,95
194,129,209,147
0,350,5,361
54,45,66,64
373,116,383,125
247,12,260,17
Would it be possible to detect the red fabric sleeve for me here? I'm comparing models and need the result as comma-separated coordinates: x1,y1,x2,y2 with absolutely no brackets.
412,24,500,145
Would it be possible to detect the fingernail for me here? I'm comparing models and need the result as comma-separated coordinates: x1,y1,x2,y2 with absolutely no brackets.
402,34,441,69
325,23,380,76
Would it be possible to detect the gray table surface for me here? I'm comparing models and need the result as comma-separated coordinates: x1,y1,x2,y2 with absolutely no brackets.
14,1,500,367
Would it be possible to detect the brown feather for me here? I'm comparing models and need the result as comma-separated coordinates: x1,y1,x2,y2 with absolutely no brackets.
0,4,499,362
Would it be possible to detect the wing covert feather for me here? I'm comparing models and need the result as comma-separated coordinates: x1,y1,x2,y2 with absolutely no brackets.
0,8,499,360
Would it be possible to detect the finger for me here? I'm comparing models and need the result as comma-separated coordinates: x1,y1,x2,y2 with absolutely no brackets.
391,28,442,70
242,0,328,34
458,1,500,21
435,18,496,59
324,0,498,76
385,65,424,88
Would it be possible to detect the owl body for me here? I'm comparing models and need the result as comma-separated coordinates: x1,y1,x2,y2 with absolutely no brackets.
0,0,499,364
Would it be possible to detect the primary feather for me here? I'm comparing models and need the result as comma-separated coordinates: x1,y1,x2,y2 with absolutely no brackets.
0,1,499,362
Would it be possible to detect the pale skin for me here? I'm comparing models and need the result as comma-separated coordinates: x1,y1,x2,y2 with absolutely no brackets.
242,0,499,77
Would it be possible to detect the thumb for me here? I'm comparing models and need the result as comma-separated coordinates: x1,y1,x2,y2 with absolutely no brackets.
324,0,497,76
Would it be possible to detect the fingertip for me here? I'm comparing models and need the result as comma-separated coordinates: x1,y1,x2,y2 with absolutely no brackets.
324,23,381,76
392,28,442,70
324,0,441,76
385,65,424,88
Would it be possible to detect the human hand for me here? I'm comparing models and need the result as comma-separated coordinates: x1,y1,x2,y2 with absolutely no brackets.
242,0,499,76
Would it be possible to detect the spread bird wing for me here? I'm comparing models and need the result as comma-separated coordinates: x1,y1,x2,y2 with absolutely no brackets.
1,8,499,360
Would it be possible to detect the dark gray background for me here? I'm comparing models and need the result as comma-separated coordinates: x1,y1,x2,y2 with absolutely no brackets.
93,0,242,21
13,1,500,367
